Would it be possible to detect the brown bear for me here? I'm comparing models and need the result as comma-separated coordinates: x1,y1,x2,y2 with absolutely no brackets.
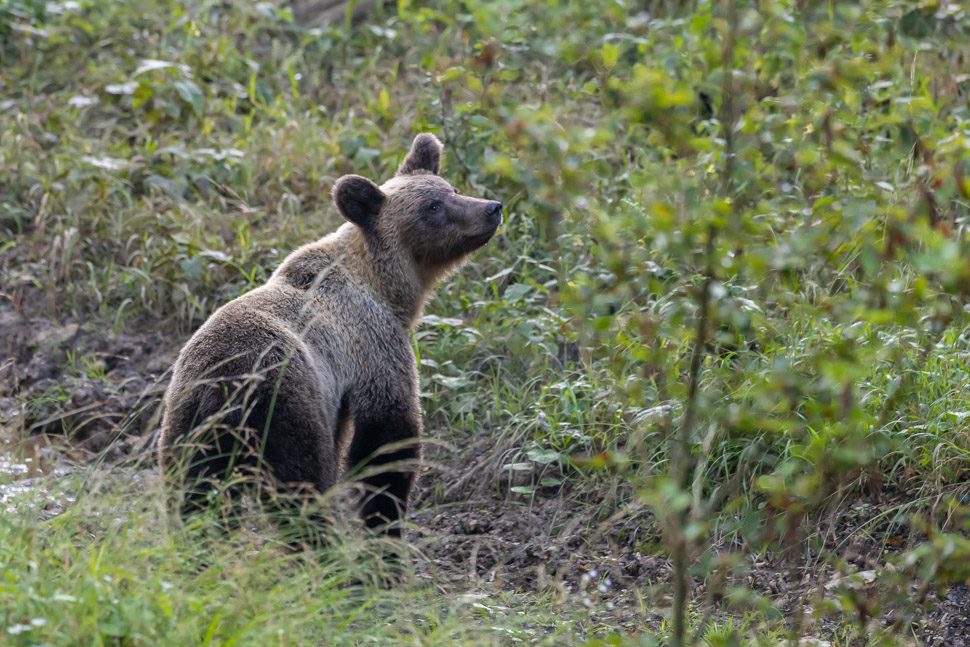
158,133,502,536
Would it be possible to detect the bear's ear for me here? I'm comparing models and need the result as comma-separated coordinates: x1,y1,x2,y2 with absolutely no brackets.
332,175,386,231
397,133,443,176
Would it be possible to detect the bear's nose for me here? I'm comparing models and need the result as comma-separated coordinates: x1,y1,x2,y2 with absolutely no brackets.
485,201,503,225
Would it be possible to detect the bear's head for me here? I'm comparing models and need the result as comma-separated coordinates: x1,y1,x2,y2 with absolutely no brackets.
331,134,502,270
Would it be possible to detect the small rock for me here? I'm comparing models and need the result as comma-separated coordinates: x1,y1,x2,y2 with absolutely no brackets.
33,323,78,348
146,356,174,376
70,385,97,408
81,430,112,453
460,517,492,534
27,378,57,397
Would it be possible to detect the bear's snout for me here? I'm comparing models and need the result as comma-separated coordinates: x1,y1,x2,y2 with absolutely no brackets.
485,201,503,227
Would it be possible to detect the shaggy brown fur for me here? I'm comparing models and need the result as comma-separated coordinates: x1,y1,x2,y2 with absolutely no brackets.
159,134,502,536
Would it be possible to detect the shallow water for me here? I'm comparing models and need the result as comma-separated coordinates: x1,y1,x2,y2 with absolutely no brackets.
0,434,70,512
0,434,55,480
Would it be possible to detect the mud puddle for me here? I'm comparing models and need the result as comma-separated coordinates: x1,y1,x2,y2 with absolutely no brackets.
0,433,57,480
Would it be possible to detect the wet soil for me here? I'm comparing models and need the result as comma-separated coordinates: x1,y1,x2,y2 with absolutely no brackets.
2,308,969,643
0,309,173,459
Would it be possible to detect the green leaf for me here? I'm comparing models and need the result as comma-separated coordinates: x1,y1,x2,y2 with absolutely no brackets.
526,448,561,464
502,283,532,303
376,87,390,113
172,80,204,117
601,43,620,70
900,9,935,38
179,257,203,279
131,82,153,110
134,59,181,76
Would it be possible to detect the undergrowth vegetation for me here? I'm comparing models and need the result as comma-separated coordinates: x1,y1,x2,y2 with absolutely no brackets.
3,0,970,644
1,472,570,646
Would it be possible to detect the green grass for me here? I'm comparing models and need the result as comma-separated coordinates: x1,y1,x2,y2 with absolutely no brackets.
0,470,585,646
4,0,970,644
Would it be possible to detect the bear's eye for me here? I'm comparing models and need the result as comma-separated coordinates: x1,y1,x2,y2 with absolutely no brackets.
453,188,459,194
429,202,442,213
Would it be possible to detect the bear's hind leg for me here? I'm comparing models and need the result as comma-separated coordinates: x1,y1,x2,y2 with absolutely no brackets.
170,346,338,543
346,401,421,537
245,360,339,545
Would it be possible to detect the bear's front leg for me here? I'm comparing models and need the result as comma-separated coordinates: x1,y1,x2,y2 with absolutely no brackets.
346,399,421,537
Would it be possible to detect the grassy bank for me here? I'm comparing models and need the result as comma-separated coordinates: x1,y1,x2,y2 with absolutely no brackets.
1,469,587,646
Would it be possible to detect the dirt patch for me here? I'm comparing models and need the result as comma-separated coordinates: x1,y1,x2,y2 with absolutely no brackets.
411,449,970,643
930,585,970,645
410,486,670,634
0,309,173,459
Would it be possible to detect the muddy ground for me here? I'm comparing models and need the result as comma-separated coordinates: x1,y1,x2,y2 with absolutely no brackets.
1,308,968,644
